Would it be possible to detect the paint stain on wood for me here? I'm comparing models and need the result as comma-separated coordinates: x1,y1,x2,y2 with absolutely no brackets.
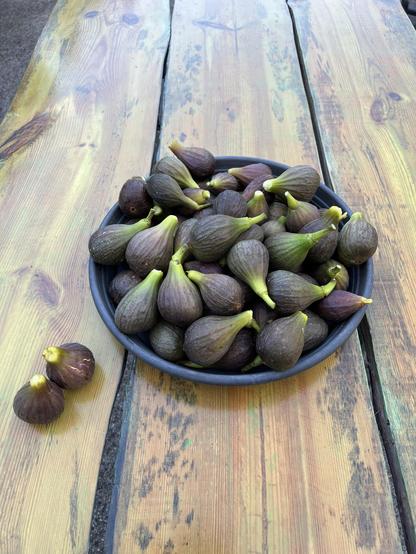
185,509,194,526
172,485,179,517
136,523,154,551
0,112,53,161
69,454,79,551
29,270,61,307
138,456,158,498
163,538,175,554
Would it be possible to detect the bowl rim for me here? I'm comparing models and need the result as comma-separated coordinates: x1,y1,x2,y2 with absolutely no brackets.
89,156,373,386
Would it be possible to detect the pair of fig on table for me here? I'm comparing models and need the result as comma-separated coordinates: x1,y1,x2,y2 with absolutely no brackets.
89,141,378,374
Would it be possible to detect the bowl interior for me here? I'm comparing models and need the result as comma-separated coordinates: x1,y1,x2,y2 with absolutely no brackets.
89,157,373,385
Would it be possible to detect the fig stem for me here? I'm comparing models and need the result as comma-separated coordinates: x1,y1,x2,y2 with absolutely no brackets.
361,297,373,304
29,374,47,389
321,279,337,297
194,202,212,211
250,213,267,225
186,270,203,284
42,346,63,364
150,205,163,217
250,320,261,333
172,245,189,264
285,191,299,210
259,293,276,310
307,225,335,246
350,212,363,222
327,264,342,278
241,355,263,373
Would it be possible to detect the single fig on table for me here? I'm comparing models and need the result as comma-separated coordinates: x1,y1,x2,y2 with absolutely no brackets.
145,174,207,212
43,343,95,389
150,321,184,362
109,270,142,305
174,218,197,259
227,240,276,309
13,374,65,424
89,206,160,265
118,177,153,218
300,206,347,263
115,269,163,334
336,212,378,265
241,175,273,201
265,225,336,272
267,270,336,315
183,310,256,366
184,260,224,275
263,165,320,201
157,248,203,327
312,259,349,290
252,299,276,329
247,191,269,218
190,213,266,262
316,290,372,322
213,190,247,217
183,187,211,205
212,329,256,370
228,163,272,185
284,191,319,232
206,172,239,192
125,214,178,277
269,201,288,219
192,206,216,219
169,139,215,178
303,310,328,351
154,155,199,189
187,271,245,315
234,224,265,243
255,312,308,370
261,215,286,239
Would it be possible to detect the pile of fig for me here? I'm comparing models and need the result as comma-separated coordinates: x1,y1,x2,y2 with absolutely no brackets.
89,141,378,373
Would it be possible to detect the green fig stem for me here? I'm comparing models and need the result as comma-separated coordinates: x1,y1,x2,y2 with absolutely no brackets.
307,224,336,246
30,374,48,389
250,319,261,333
321,279,337,297
295,311,309,327
160,214,179,231
184,196,203,211
361,297,373,304
259,294,276,310
172,245,190,264
228,168,239,177
151,205,163,217
186,270,204,284
241,355,263,373
350,212,363,222
322,206,344,225
250,277,276,310
168,138,182,154
142,269,164,288
43,346,64,364
238,309,255,329
201,191,210,200
285,191,299,210
249,213,267,225
327,264,342,278
194,202,212,211
262,177,278,192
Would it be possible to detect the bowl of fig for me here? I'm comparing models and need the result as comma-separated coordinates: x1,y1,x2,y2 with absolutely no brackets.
89,142,377,385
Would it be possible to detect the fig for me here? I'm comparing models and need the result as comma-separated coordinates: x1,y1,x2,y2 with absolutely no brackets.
336,212,378,265
192,206,216,220
263,165,320,201
154,155,199,189
187,270,245,315
174,218,196,259
89,206,160,265
13,375,64,424
149,322,184,362
169,139,215,178
267,270,336,315
183,310,256,366
284,191,319,232
303,310,328,351
207,172,239,192
109,270,142,305
118,177,152,218
183,187,211,205
157,251,203,327
228,163,272,185
261,215,286,239
125,214,178,277
227,240,275,309
145,174,207,212
298,273,319,285
256,312,308,370
269,201,288,219
312,259,349,290
299,206,347,263
213,190,247,217
265,225,335,272
247,191,269,218
316,290,372,322
114,269,163,334
234,224,265,243
190,213,266,262
241,175,273,201
252,300,276,329
43,343,95,389
184,260,224,275
212,329,256,370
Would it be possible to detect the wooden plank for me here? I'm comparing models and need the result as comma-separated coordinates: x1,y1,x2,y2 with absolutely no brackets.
289,0,416,533
109,1,403,552
0,1,170,552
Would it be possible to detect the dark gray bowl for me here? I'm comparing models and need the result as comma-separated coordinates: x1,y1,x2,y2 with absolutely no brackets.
89,157,373,385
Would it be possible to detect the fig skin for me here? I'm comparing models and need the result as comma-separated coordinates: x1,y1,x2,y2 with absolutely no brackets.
312,259,349,290
284,191,319,232
109,270,142,305
13,375,64,424
207,172,239,192
213,190,247,217
263,165,320,201
44,343,95,389
228,163,272,185
267,270,336,315
169,139,215,179
184,261,224,275
174,218,197,258
247,191,269,219
269,201,288,219
192,207,216,220
299,206,347,263
150,322,184,362
183,187,211,205
315,290,372,322
187,271,245,315
145,173,203,212
252,300,276,329
303,310,328,351
256,312,308,370
261,215,286,239
119,176,152,218
336,212,378,266
234,224,265,244
241,174,273,202
212,329,256,370
154,155,199,189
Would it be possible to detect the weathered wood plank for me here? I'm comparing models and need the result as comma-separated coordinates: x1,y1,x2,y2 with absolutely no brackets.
289,0,416,534
0,1,170,552
110,1,403,552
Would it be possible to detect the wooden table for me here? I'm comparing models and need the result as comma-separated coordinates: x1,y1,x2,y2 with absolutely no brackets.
0,1,415,552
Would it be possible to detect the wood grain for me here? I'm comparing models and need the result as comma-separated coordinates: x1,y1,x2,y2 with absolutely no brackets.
0,1,170,552
110,1,403,552
289,0,416,530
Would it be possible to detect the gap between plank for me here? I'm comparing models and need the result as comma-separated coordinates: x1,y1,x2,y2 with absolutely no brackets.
287,2,415,552
88,3,175,550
